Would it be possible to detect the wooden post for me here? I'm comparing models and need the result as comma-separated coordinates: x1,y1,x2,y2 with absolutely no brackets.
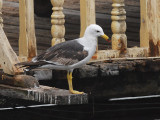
0,27,23,75
0,0,23,75
80,0,96,37
19,0,37,62
140,0,160,56
50,0,65,46
0,0,22,75
0,0,2,27
111,0,127,53
140,0,149,48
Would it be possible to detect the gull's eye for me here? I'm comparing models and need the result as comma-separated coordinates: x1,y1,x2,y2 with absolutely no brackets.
96,30,100,33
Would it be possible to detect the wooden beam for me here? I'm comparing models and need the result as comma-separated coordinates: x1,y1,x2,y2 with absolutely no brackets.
0,74,39,88
50,0,65,46
80,0,96,37
0,84,88,105
0,26,23,75
0,0,23,75
90,47,149,62
111,0,127,53
140,0,149,48
19,0,37,61
140,0,160,57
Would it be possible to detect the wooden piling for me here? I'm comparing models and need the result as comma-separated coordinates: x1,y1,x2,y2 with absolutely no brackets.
0,5,23,75
19,0,37,61
0,84,88,105
140,0,160,57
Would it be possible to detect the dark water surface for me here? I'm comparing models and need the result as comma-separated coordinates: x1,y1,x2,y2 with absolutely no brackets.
1,71,160,120
1,95,160,120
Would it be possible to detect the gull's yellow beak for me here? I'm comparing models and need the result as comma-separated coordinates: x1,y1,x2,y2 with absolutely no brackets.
101,34,110,42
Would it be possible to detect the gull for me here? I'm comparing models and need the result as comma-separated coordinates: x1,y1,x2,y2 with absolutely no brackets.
16,24,109,94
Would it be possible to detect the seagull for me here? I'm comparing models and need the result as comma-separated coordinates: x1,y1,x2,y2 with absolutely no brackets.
16,24,109,94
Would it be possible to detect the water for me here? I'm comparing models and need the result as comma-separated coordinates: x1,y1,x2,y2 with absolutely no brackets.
1,95,160,120
1,71,160,119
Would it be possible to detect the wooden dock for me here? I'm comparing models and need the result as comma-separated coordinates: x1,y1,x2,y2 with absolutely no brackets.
0,84,88,105
1,0,160,105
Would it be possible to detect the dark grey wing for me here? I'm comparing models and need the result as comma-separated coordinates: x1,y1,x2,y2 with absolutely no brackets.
15,61,48,70
33,40,88,65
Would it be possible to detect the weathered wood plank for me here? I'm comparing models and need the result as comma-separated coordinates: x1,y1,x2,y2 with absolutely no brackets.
140,0,160,57
90,47,149,61
78,57,160,79
0,84,88,105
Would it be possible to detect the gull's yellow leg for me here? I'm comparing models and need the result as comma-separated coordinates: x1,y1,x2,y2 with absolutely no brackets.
67,72,84,94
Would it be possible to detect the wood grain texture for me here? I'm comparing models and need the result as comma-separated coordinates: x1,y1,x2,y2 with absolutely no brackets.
90,47,149,62
19,0,37,61
0,84,88,105
51,0,65,46
140,0,160,56
0,26,23,75
0,74,39,88
80,0,96,37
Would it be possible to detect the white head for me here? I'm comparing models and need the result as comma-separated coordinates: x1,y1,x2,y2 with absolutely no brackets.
84,24,109,40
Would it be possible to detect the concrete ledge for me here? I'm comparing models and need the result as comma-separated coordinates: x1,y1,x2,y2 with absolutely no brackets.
0,84,88,105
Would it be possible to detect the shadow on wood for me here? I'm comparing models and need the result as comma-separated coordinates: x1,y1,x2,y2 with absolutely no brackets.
0,73,39,88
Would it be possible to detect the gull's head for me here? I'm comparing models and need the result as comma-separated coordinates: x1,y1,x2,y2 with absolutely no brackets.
84,24,109,41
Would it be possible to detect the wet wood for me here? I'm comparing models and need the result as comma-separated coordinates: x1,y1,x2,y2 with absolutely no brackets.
0,84,88,105
111,0,127,52
76,57,160,79
46,56,160,80
140,0,149,48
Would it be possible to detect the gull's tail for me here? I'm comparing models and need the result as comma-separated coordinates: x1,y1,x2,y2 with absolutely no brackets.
15,61,48,70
